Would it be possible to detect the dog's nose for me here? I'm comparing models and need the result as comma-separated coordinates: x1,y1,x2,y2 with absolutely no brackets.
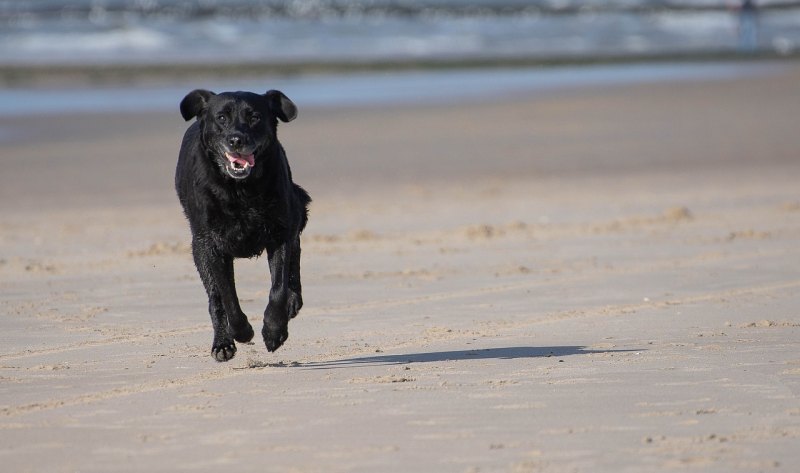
228,135,244,150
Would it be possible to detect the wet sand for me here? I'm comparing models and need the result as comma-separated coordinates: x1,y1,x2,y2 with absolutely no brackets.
1,64,799,472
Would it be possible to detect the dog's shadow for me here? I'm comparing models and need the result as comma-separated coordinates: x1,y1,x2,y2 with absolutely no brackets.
300,345,640,370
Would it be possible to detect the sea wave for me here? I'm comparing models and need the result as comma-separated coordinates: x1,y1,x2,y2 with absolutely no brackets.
0,0,798,66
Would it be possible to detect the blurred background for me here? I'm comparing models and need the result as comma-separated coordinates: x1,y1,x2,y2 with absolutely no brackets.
1,0,798,187
0,0,797,210
0,0,798,81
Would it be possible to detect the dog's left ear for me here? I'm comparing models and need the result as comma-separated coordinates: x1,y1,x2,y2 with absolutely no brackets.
180,89,215,121
265,90,298,123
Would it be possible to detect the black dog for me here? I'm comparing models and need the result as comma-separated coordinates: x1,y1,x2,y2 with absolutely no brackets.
175,88,310,362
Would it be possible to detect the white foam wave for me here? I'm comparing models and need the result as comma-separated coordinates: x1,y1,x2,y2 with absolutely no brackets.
10,27,169,54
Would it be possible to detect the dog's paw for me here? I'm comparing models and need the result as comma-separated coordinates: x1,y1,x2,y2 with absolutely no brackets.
229,320,254,343
287,291,303,319
263,324,288,353
211,339,237,362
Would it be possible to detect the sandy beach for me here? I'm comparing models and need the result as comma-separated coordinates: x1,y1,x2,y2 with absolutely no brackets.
1,63,799,472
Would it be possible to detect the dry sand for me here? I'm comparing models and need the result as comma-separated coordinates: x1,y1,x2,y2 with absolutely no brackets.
1,64,799,472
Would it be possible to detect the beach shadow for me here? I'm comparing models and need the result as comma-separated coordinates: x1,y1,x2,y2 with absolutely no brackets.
302,345,641,370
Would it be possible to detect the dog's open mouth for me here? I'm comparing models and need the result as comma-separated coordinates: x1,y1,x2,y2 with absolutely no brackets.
224,152,255,178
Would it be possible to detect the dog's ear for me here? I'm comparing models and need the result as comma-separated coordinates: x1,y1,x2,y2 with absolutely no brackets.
180,89,215,121
265,90,297,123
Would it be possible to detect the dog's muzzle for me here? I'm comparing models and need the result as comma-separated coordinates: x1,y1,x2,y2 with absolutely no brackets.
224,151,255,179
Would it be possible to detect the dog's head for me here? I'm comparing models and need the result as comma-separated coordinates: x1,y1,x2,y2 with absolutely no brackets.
180,89,297,180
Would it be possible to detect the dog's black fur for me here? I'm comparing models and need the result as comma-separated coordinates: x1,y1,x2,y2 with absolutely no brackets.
175,88,310,362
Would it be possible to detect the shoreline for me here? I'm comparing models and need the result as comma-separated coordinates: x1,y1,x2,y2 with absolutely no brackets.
2,51,797,88
0,59,791,119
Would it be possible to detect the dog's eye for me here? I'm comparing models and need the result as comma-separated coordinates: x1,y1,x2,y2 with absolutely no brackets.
249,113,261,126
216,113,228,124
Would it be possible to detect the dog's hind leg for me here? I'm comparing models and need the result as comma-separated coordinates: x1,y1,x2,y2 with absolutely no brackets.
263,240,292,352
288,185,310,319
287,235,303,319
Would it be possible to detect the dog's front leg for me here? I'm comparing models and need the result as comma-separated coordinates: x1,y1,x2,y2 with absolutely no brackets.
263,240,292,352
193,240,254,361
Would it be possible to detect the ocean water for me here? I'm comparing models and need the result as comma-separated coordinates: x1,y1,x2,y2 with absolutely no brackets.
0,0,799,66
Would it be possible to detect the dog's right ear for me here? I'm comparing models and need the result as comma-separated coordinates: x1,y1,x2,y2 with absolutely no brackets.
180,89,215,121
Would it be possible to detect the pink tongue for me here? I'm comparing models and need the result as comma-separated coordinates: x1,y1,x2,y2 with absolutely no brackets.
227,153,255,167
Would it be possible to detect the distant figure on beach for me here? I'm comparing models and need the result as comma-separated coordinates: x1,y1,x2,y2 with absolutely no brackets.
737,0,759,53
